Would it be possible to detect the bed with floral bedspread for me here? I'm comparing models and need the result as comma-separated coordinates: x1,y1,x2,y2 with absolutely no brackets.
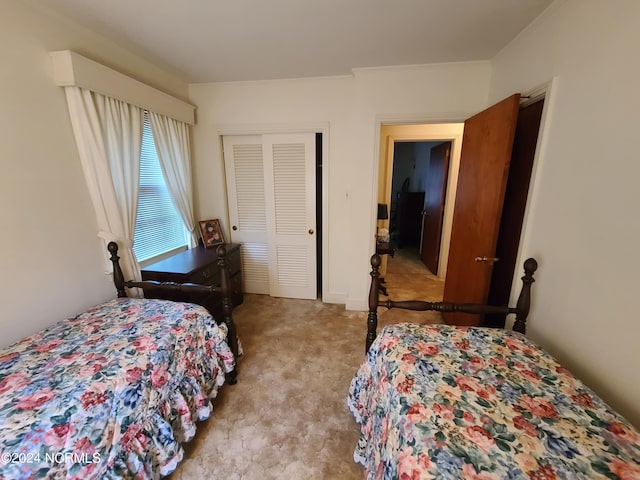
0,297,234,479
348,323,640,480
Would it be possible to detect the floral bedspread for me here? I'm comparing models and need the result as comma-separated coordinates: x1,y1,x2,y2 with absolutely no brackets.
348,323,640,479
0,298,235,479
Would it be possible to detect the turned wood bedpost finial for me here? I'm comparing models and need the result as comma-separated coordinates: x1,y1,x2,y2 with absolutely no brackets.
513,257,538,334
366,253,382,353
108,241,127,298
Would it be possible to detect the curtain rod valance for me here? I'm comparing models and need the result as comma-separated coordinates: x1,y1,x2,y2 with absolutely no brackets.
50,50,195,125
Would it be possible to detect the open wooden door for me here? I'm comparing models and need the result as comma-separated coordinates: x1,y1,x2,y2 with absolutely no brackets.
442,94,520,325
485,98,544,328
420,141,451,274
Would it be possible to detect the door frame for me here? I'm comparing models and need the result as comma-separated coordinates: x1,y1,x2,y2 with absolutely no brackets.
371,78,557,310
215,122,331,301
420,141,452,274
504,78,558,325
375,122,465,278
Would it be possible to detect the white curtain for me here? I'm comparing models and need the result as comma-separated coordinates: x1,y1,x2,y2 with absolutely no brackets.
64,86,143,284
148,111,197,247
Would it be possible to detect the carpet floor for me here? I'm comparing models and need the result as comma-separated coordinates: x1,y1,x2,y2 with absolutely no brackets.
170,248,443,479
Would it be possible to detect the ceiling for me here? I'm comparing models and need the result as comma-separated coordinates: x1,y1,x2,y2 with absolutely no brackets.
36,0,554,84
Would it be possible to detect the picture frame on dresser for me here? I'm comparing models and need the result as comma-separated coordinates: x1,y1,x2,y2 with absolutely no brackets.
199,219,225,248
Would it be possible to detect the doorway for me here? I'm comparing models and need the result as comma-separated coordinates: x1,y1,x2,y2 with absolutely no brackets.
376,87,550,320
485,98,545,327
387,140,451,276
377,123,464,280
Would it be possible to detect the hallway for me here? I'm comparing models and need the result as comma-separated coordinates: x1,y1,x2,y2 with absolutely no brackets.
376,246,445,325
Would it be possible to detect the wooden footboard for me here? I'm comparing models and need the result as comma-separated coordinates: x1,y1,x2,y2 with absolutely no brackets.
108,242,239,384
366,255,538,353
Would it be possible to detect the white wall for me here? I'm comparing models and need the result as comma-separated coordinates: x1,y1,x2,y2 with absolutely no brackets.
189,62,491,307
490,0,640,426
0,0,189,346
189,75,356,302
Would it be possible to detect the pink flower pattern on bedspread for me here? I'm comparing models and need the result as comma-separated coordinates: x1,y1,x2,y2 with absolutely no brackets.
0,298,234,479
348,323,640,479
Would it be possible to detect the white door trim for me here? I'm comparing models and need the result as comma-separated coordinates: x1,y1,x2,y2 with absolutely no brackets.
217,123,334,302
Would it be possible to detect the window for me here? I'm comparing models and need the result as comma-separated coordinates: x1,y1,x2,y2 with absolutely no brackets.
133,112,187,264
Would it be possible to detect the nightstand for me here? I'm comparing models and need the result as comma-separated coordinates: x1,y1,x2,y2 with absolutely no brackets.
141,244,243,322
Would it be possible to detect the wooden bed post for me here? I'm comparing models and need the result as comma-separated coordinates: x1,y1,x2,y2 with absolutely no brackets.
512,258,538,334
366,253,382,353
108,241,240,384
364,256,538,352
108,241,127,298
217,244,239,385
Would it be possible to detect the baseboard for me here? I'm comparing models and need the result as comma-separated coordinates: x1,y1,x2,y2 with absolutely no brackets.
345,297,367,311
321,291,347,305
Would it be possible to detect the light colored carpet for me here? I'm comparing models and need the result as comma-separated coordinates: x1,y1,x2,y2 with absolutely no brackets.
170,248,444,480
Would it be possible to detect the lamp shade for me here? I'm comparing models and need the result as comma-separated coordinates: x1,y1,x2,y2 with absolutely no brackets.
377,203,389,220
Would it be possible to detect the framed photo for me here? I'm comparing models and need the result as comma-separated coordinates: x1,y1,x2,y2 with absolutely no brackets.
198,219,225,248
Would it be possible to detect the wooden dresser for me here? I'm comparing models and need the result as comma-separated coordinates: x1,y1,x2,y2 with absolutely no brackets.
141,244,243,322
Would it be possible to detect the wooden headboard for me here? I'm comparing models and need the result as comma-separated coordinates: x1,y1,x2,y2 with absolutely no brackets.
365,255,538,352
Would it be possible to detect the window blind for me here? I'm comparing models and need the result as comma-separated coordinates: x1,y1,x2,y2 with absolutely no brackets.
133,113,187,263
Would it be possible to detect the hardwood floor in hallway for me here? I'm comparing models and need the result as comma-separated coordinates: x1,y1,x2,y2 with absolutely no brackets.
376,246,445,325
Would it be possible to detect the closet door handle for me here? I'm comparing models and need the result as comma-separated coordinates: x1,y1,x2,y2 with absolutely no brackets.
232,225,237,231
308,229,314,235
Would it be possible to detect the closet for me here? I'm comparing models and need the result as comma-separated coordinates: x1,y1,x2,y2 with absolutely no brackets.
222,133,317,300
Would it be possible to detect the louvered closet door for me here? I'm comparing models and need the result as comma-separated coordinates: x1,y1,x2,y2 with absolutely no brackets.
223,135,270,294
263,133,316,299
223,132,316,299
